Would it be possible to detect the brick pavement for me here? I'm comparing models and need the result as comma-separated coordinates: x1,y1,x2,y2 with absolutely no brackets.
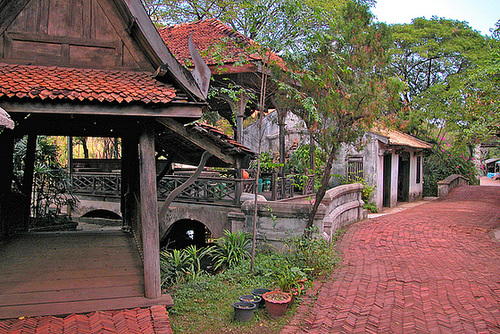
283,185,500,333
0,305,173,334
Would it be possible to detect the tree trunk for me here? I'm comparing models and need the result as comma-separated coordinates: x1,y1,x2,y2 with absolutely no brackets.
304,142,338,236
82,137,89,159
278,109,286,177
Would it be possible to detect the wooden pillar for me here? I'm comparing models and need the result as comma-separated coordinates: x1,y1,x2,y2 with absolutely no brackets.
309,132,316,171
138,122,160,299
121,135,139,231
235,98,246,144
22,134,36,230
0,130,14,193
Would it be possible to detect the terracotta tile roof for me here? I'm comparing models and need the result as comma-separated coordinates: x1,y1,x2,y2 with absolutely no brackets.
158,19,285,70
372,127,432,150
0,63,177,105
0,306,173,334
192,122,255,155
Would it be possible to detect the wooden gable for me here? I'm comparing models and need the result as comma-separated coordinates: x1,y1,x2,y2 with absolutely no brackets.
0,0,154,71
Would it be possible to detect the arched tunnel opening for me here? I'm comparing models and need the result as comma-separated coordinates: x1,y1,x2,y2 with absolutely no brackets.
160,219,213,250
81,210,122,220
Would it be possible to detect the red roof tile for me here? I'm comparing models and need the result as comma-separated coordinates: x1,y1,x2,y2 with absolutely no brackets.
158,19,285,71
0,63,177,105
193,122,255,155
372,127,432,150
0,306,173,334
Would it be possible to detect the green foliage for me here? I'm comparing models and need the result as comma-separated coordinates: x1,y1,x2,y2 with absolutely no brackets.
159,246,213,287
388,18,499,155
337,174,375,204
211,230,251,270
164,227,344,332
160,248,191,287
12,136,77,225
255,151,283,172
363,202,378,213
423,149,478,197
283,227,341,276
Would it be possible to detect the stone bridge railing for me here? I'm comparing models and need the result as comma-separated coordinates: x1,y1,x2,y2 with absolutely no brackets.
239,183,365,248
437,174,469,198
321,183,365,240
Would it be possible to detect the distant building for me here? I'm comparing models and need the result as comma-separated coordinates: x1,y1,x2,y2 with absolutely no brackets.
244,111,432,210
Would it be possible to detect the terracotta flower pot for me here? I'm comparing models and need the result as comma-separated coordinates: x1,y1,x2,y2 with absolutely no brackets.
262,290,291,318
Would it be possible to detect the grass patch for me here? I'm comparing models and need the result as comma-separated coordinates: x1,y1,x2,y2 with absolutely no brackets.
167,265,296,333
164,228,344,333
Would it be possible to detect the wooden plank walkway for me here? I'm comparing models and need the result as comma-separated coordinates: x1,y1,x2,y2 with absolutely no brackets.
0,231,172,320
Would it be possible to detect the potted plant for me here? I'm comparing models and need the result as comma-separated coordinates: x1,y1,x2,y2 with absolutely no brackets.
262,290,291,318
233,301,256,322
274,266,311,303
252,288,272,307
239,294,262,307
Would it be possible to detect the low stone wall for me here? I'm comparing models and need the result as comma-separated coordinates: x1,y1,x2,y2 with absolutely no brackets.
437,174,469,198
240,200,326,249
321,183,365,240
239,183,365,248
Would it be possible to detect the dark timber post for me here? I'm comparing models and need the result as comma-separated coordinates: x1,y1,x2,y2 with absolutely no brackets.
22,134,36,230
138,121,160,299
0,130,14,193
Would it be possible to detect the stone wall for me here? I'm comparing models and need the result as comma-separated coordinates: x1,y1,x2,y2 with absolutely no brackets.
240,200,326,249
322,183,365,240
438,174,469,198
239,183,365,248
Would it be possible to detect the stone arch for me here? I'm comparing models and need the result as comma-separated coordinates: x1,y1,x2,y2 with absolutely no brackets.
160,219,212,249
81,209,122,219
159,204,235,244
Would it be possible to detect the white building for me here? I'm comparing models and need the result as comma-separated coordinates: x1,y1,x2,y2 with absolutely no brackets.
243,111,432,210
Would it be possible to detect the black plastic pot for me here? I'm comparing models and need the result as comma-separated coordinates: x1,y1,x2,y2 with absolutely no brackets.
239,294,262,307
233,301,256,322
252,288,271,307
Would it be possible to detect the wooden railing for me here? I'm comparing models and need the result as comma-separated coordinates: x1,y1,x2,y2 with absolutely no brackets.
157,175,254,206
71,172,121,197
70,171,313,206
70,171,254,206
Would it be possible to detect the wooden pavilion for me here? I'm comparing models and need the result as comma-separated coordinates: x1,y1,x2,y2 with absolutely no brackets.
159,19,286,145
0,0,256,319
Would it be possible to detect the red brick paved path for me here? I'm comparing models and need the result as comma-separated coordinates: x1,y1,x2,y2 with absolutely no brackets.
0,306,173,334
283,186,500,333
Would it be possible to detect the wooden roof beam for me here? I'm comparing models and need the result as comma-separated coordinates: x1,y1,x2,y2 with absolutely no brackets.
1,101,203,119
156,117,235,166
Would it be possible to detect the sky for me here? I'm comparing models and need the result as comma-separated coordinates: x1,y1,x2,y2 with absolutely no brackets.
371,0,500,36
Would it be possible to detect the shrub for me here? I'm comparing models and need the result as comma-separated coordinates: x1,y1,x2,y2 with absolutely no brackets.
283,227,341,277
211,230,251,270
159,246,212,288
337,174,377,212
423,149,478,196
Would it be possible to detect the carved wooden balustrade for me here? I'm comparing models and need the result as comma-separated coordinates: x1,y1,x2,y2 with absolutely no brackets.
69,170,312,205
70,171,255,206
157,175,255,206
71,172,121,197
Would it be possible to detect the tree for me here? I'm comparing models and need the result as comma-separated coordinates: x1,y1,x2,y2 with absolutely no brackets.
388,18,498,156
142,0,347,52
277,1,400,232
